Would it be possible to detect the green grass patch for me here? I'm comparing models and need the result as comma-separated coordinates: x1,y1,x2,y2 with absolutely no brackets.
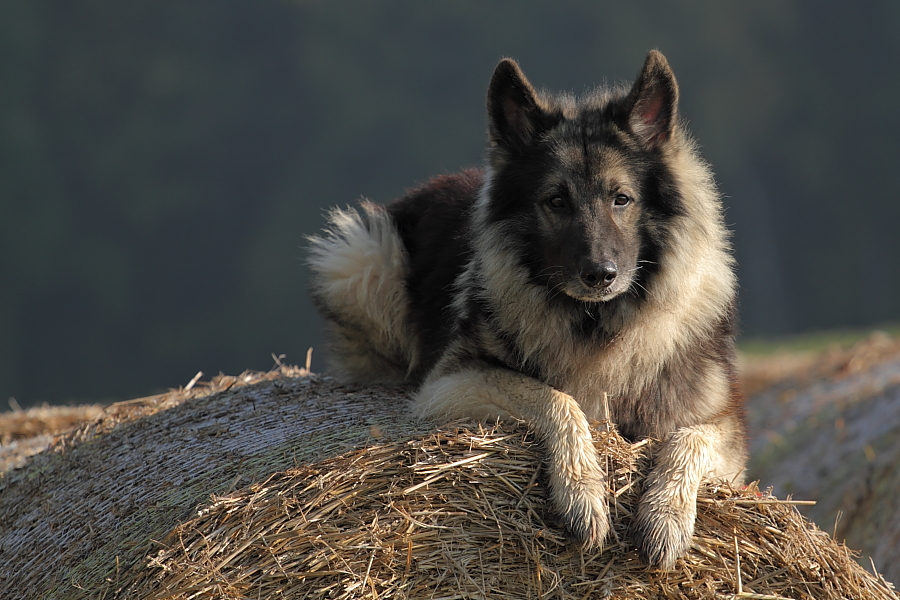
738,323,900,356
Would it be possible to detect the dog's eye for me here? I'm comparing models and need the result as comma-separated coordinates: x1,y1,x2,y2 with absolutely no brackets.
547,196,567,210
614,194,631,206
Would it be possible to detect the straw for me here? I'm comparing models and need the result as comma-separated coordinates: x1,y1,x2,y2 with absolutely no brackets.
127,420,897,600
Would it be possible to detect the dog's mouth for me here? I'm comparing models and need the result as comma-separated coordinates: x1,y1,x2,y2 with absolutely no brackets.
560,274,632,302
563,283,626,302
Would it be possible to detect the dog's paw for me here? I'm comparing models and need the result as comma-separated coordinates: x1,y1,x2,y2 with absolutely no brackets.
633,497,696,570
550,474,610,549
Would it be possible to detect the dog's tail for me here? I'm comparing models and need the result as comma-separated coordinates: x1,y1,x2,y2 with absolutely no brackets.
307,201,417,383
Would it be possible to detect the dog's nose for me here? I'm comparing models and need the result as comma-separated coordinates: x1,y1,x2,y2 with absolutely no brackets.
580,260,618,288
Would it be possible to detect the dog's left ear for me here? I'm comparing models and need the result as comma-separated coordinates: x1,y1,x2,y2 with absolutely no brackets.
625,50,679,148
487,59,553,151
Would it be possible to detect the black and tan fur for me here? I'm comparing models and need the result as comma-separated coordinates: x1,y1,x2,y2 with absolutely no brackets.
307,51,746,569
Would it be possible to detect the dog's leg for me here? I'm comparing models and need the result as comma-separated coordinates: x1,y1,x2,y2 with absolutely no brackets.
633,416,745,569
416,368,610,547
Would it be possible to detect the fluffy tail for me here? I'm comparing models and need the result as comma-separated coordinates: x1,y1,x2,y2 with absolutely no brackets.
307,201,417,383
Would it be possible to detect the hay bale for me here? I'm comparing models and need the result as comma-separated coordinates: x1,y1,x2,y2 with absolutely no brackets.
0,403,105,471
745,332,900,585
0,369,427,599
1,367,897,599
0,402,106,444
129,428,894,599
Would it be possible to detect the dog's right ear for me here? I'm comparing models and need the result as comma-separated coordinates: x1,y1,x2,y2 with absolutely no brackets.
487,59,551,151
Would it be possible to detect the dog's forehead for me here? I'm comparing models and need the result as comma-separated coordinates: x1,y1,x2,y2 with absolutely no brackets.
547,123,637,193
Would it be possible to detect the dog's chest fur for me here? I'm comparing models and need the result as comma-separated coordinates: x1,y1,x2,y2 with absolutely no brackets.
454,246,732,442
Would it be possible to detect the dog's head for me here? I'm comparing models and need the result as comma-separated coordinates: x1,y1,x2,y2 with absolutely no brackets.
482,51,683,304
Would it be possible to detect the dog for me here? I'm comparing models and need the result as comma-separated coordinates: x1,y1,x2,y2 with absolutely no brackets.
307,50,746,569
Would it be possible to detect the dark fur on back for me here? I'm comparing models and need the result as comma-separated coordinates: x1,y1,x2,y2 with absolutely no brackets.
388,169,482,378
308,51,746,569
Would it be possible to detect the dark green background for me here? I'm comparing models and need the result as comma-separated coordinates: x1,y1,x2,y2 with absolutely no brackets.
3,1,899,407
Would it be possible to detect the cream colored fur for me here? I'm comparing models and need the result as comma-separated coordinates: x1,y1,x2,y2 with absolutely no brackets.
634,419,746,567
307,202,418,383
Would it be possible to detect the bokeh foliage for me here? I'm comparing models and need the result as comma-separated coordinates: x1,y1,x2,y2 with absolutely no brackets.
2,1,899,406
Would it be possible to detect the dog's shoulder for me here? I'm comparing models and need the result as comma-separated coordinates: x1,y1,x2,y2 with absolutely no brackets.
387,169,483,242
386,169,484,377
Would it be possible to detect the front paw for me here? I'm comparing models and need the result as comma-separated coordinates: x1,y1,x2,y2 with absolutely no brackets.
633,497,696,570
550,474,610,549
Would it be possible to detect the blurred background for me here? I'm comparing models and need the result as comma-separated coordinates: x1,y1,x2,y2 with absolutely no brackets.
2,1,899,408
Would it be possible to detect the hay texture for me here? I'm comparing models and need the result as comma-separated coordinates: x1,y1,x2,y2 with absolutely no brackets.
1,367,897,600
130,423,895,600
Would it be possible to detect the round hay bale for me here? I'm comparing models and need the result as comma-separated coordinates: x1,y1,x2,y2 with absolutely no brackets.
1,368,897,599
0,403,105,471
0,369,427,599
744,332,900,586
129,428,894,599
